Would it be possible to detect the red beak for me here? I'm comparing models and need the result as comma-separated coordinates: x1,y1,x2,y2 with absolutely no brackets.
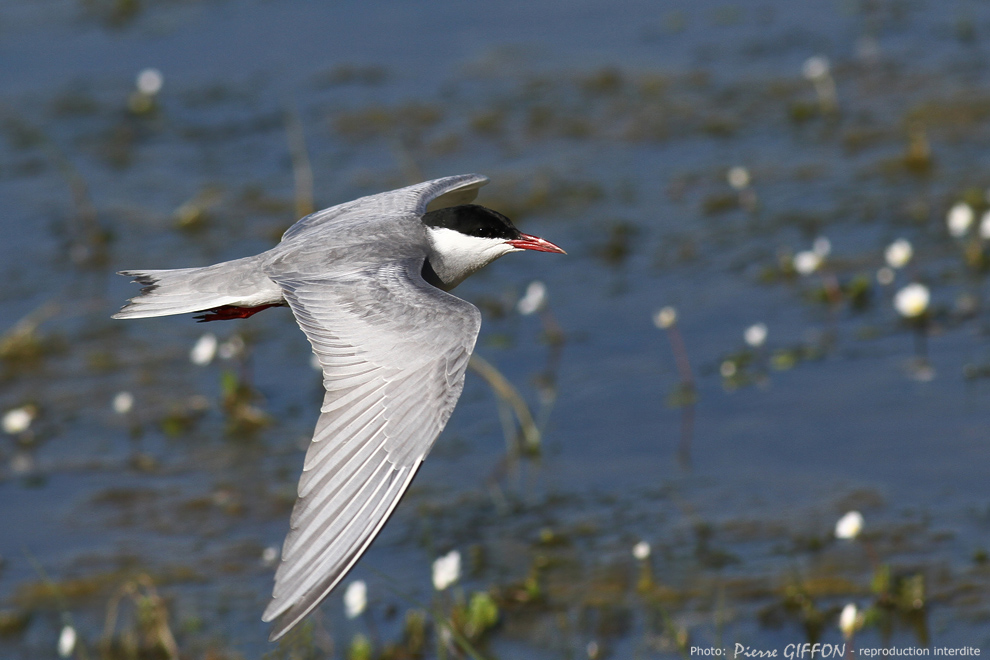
507,233,566,254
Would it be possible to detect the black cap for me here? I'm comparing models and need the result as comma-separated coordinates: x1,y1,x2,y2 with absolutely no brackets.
422,205,522,241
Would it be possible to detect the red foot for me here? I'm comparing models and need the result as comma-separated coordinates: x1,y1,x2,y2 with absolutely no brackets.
195,303,283,322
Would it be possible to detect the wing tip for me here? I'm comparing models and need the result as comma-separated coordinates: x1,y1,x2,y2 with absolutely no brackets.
261,462,424,643
266,615,293,642
263,596,320,642
421,173,490,214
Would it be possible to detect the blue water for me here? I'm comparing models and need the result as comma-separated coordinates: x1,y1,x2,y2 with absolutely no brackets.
3,0,990,657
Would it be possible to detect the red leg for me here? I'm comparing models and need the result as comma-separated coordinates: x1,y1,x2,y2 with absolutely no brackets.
194,303,284,322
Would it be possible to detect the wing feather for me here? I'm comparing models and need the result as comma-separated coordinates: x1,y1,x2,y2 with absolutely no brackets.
299,405,387,481
280,174,488,242
277,453,395,589
265,464,420,637
262,256,481,641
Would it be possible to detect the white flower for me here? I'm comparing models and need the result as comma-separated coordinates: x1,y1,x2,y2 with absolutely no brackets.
835,511,864,540
218,334,245,360
894,283,930,318
432,549,461,591
136,68,163,96
653,306,677,329
632,541,651,560
190,333,218,365
261,545,279,566
3,407,34,434
720,360,737,378
112,391,134,415
744,323,768,348
793,250,822,275
884,238,913,269
517,281,548,315
802,56,830,81
839,603,861,639
727,166,750,190
58,624,77,658
980,211,990,240
344,580,367,619
813,236,832,258
947,202,974,237
876,267,895,286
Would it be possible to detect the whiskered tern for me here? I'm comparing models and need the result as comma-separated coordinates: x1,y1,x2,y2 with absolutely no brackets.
113,174,565,639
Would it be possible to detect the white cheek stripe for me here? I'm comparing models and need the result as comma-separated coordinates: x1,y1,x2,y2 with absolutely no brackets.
425,227,516,286
426,227,508,256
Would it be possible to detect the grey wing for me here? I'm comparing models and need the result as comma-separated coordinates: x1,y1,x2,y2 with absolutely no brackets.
262,259,482,640
281,173,489,242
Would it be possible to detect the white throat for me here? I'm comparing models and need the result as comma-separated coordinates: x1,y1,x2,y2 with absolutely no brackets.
425,227,518,289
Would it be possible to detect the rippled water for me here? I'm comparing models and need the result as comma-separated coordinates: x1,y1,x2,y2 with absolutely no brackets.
3,1,990,657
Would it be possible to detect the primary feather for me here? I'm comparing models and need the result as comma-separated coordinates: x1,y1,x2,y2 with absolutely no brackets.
115,174,492,640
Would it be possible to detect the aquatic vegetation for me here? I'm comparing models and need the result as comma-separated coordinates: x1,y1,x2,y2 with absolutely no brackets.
802,56,838,116
333,102,444,143
793,238,831,278
343,581,366,620
128,69,163,116
652,307,676,330
946,202,974,238
432,550,461,592
173,186,224,232
884,239,913,269
516,281,547,316
1,477,978,657
835,511,864,541
793,250,822,276
744,323,767,349
81,0,142,27
727,166,750,191
219,369,271,436
311,64,388,88
57,623,76,658
101,575,180,660
653,317,697,468
189,333,218,366
468,354,541,457
838,602,863,640
6,3,990,656
0,304,59,378
893,284,930,320
111,391,134,415
2,406,35,435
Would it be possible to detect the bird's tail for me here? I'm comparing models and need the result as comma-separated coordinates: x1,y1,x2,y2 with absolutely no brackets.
112,255,271,320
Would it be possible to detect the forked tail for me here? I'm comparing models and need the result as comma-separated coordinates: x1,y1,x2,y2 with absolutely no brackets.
113,254,280,320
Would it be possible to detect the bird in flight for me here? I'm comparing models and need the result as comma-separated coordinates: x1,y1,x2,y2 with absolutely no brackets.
113,174,565,639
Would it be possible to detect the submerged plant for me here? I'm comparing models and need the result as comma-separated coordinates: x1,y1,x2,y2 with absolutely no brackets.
653,306,696,466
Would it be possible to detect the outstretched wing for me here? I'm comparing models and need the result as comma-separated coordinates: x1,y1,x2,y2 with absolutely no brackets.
262,259,481,640
281,174,489,242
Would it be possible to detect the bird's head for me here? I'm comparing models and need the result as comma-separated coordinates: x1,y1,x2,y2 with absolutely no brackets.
422,204,565,290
